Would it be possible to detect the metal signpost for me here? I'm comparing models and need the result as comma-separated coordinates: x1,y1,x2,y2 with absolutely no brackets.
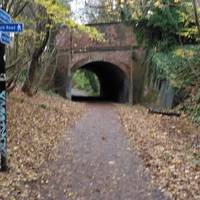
0,41,6,171
0,8,23,171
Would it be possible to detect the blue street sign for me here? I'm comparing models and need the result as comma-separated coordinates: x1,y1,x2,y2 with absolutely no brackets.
0,8,11,23
0,32,11,45
0,23,23,32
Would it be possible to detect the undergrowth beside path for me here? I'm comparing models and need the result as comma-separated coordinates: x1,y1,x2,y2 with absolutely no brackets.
118,105,200,200
0,88,85,200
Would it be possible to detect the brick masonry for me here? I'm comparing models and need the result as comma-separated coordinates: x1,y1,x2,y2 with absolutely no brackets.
54,22,143,103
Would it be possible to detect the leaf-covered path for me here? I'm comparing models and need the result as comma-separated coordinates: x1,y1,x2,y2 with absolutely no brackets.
31,104,167,200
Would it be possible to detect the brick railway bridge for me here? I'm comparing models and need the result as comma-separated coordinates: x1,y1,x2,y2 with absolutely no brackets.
54,22,144,104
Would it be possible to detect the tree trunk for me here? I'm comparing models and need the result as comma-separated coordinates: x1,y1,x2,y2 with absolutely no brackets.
22,30,50,96
192,0,200,37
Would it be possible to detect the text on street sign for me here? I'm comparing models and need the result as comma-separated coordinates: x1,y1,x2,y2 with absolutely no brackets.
0,23,24,32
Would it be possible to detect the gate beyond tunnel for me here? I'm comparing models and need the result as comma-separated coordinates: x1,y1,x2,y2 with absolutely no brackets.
54,22,141,104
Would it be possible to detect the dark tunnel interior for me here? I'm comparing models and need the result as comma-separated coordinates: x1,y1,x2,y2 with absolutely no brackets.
71,61,129,103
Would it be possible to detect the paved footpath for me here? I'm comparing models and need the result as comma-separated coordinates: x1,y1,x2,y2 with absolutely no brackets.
34,104,168,200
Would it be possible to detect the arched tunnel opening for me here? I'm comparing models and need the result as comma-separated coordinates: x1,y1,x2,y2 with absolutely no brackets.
70,61,129,103
72,69,100,97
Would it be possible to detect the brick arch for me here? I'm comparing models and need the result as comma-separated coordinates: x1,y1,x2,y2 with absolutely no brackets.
54,22,140,104
70,56,130,78
68,58,130,103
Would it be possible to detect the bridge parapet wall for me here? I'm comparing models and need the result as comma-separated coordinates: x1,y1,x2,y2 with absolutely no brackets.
55,23,136,51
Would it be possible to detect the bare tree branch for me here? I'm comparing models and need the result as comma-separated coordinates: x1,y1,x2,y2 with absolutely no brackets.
6,55,25,71
13,1,29,18
7,0,15,13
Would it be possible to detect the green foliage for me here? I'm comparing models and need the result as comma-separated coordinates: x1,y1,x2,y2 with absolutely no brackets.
72,70,100,95
134,0,199,47
36,0,103,40
148,45,200,89
147,45,200,123
18,68,28,83
189,104,200,123
121,4,133,24
195,89,200,103
131,1,200,123
178,0,199,40
147,6,179,34
35,0,70,27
